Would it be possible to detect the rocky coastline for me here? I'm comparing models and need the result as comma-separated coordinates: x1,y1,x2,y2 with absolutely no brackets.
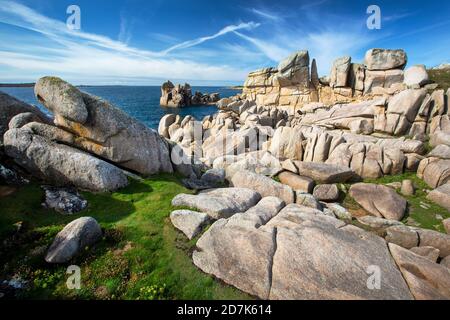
160,80,220,107
1,47,450,300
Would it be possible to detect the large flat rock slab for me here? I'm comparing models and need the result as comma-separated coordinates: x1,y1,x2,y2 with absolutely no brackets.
349,183,407,221
230,170,295,204
293,161,355,184
193,203,413,300
171,188,261,219
389,243,450,300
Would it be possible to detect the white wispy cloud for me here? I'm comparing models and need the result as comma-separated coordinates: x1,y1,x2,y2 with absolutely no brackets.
0,0,256,84
250,8,281,21
161,22,260,55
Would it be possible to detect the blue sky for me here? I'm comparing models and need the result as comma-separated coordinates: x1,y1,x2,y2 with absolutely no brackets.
0,0,449,85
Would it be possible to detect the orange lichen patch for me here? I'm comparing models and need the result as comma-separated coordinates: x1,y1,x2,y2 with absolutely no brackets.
75,137,106,155
55,115,93,138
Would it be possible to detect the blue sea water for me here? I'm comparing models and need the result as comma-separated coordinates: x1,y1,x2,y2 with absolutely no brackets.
0,86,239,129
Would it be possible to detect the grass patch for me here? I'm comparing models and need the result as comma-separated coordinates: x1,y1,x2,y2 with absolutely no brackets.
428,68,450,91
355,172,449,232
0,174,250,300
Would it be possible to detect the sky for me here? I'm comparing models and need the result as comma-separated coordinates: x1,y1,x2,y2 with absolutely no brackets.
0,0,449,85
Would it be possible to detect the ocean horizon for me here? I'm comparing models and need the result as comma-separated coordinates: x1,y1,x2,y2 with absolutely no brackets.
0,85,239,129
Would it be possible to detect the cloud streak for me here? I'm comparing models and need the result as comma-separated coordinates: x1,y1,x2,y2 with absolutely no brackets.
0,0,256,84
161,22,260,55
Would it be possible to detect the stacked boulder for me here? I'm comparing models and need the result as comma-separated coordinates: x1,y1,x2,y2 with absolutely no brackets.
3,76,173,192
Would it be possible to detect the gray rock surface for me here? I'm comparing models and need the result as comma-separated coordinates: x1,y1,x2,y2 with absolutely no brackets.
364,49,407,71
278,171,314,193
170,210,210,240
4,127,128,192
35,77,173,175
427,184,450,211
45,217,102,263
42,186,88,214
389,243,450,300
171,188,261,219
294,161,355,184
313,184,340,202
349,183,407,220
0,91,49,142
230,170,295,204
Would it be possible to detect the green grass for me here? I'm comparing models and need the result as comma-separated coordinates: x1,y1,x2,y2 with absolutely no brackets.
345,172,450,232
428,69,450,91
0,174,250,300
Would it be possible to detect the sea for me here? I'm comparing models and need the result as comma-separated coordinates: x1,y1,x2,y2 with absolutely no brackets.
0,86,239,129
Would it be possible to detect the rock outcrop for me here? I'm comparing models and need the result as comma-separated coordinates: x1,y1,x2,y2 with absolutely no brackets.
160,80,220,107
4,126,128,192
35,77,173,176
45,217,102,263
0,91,50,143
193,203,413,300
349,183,407,220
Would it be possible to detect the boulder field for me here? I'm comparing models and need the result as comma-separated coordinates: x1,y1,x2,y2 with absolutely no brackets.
162,47,450,300
1,47,449,300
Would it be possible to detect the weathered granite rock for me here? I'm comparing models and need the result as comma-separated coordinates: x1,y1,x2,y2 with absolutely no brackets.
42,186,88,215
349,183,407,220
364,49,407,71
3,127,128,192
8,112,46,130
230,170,295,204
444,218,450,234
410,246,440,262
275,51,310,87
418,158,450,188
294,161,355,184
357,216,402,229
428,145,450,160
216,151,282,179
193,203,412,300
201,168,226,186
427,184,450,211
313,184,340,202
269,127,303,160
170,210,210,240
0,91,49,142
330,56,351,88
326,203,352,221
158,114,177,138
385,225,419,249
268,223,413,300
364,69,404,94
384,89,427,135
441,256,450,269
171,188,261,219
295,192,322,210
227,197,285,229
0,163,28,185
388,243,450,300
193,218,276,299
401,180,415,196
35,77,173,175
278,171,314,193
45,217,102,263
415,228,450,257
404,65,429,87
